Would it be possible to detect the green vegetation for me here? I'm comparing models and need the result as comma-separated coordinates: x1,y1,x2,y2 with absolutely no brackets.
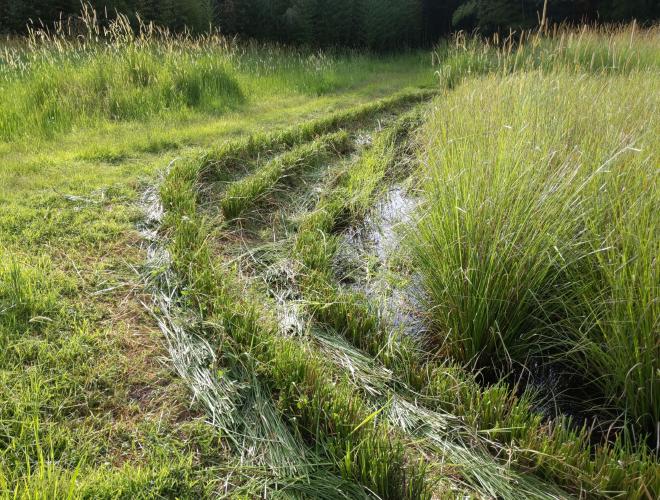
3,1,658,46
220,131,353,219
0,12,433,143
412,26,659,433
0,18,434,498
1,14,658,500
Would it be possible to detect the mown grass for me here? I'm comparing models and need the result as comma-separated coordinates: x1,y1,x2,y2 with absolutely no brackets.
0,17,435,498
200,87,436,183
159,142,437,498
0,202,225,498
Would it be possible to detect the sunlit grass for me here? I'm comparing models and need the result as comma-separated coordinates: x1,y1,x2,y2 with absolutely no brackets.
433,23,660,88
0,15,436,497
0,10,434,143
2,16,658,498
412,65,658,433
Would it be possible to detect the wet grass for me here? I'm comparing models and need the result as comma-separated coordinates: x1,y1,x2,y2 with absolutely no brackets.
159,146,437,498
2,18,658,499
157,66,658,496
158,97,567,498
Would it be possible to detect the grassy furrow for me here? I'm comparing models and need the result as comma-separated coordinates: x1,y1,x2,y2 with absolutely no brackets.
158,103,572,499
293,108,428,379
288,104,659,498
159,145,440,499
200,88,436,182
220,131,352,220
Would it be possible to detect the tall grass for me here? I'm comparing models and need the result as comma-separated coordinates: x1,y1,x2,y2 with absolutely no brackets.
0,8,432,143
570,141,659,433
433,23,660,88
412,46,658,434
0,13,235,141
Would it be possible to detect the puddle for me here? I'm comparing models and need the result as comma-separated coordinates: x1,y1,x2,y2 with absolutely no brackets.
341,187,416,260
335,186,428,338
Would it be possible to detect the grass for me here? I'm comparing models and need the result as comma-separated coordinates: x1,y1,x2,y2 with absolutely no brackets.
284,94,658,497
220,130,353,219
157,101,568,498
199,87,436,183
413,55,658,435
0,11,434,144
412,26,659,440
434,23,660,88
0,13,435,498
157,61,658,497
159,157,437,498
1,13,658,499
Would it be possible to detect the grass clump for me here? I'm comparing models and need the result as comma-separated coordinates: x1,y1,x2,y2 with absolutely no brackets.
434,24,659,88
0,256,64,333
0,17,242,142
412,67,658,435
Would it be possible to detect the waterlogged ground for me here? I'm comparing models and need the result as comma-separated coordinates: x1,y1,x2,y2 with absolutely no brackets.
150,77,659,497
2,27,659,498
0,59,436,495
336,186,427,338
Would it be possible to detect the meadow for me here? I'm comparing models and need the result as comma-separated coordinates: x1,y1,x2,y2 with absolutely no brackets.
0,14,658,499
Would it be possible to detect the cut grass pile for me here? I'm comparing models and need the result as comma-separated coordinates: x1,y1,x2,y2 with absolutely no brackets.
200,87,436,183
220,130,353,219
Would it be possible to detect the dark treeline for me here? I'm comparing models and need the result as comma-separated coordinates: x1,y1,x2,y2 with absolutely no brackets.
1,1,658,48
